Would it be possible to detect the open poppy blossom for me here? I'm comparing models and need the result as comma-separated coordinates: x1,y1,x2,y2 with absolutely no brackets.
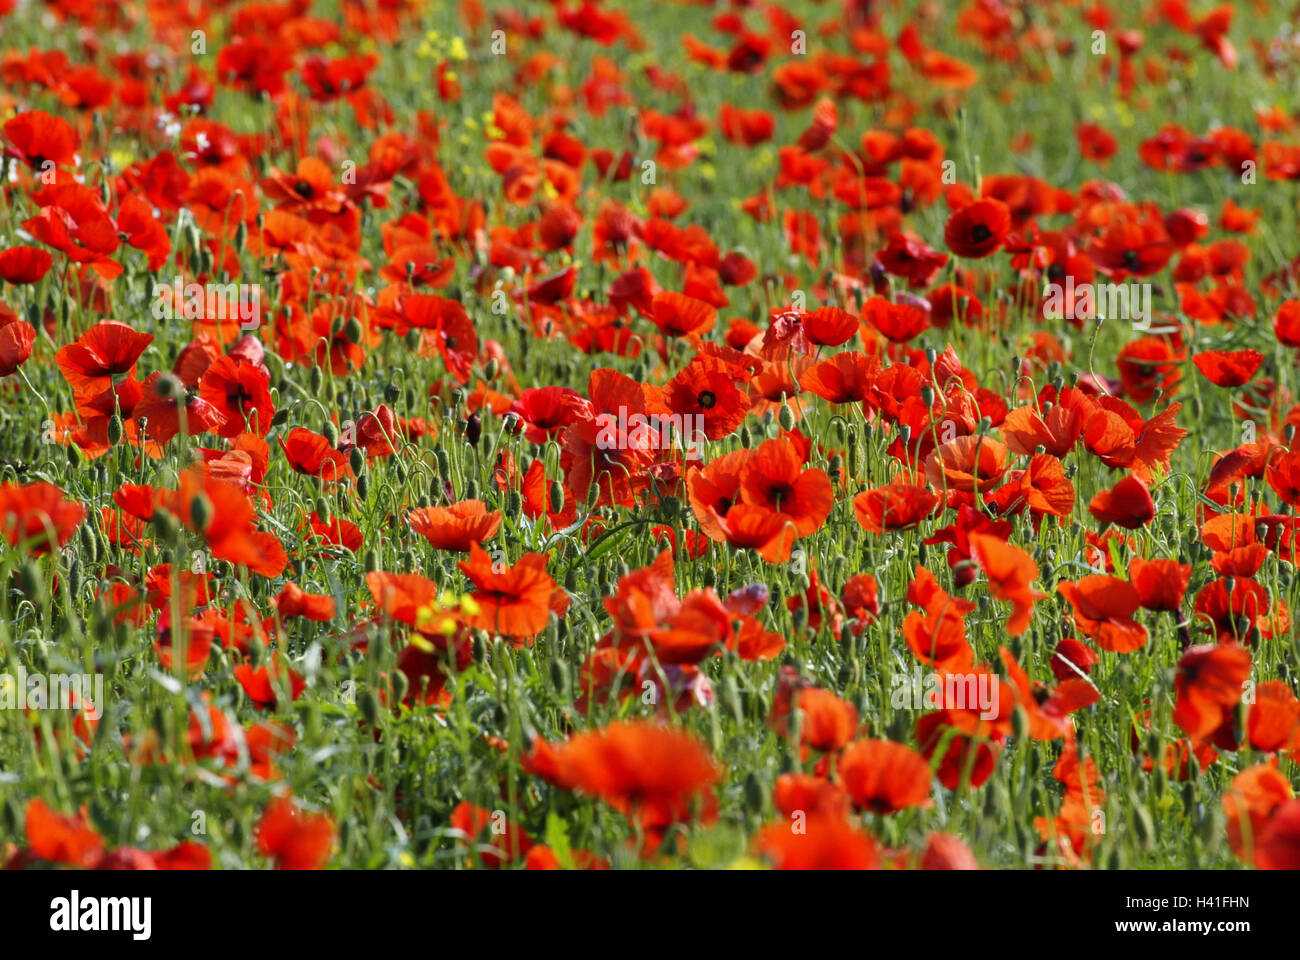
1088,473,1155,529
1192,348,1264,387
458,542,566,640
2,0,1295,876
943,198,1011,258
255,797,335,870
408,499,502,551
854,482,940,534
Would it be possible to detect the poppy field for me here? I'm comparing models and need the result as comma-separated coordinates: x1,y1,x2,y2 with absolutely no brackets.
2,0,1300,874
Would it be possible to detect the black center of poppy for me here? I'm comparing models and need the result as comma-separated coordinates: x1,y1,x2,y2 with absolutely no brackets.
444,335,457,349
715,496,731,516
294,180,314,198
698,390,717,410
971,224,992,243
1123,249,1139,267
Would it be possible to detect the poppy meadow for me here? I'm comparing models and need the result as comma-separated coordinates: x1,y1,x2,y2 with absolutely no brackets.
0,0,1298,874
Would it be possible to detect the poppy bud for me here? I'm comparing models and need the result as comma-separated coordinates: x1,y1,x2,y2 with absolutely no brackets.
549,659,567,694
702,565,716,587
1011,705,1030,740
464,413,482,446
189,493,212,531
152,704,172,742
898,424,911,446
79,524,98,563
19,560,42,601
920,384,934,406
743,772,765,813
1133,800,1155,849
778,402,796,432
484,357,499,381
323,420,339,446
153,372,182,400
349,448,365,474
405,329,422,350
435,449,450,477
314,496,331,522
549,481,564,513
248,633,264,669
107,414,123,445
357,474,369,500
359,688,381,726
1196,806,1222,849
363,549,379,572
310,365,324,394
153,507,179,540
344,317,363,344
391,669,410,705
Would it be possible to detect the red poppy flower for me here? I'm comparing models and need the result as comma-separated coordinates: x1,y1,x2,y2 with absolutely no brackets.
273,582,337,622
838,739,933,814
234,653,306,709
408,500,502,552
1173,643,1251,740
255,797,335,870
0,313,36,377
754,815,880,870
278,427,351,480
0,482,86,556
1057,575,1148,653
1273,301,1300,347
943,198,1011,258
1128,556,1191,612
1088,473,1155,529
535,721,720,836
970,534,1044,637
854,483,940,534
663,355,750,441
458,542,566,639
649,290,716,338
738,436,833,537
0,245,54,284
1192,348,1264,388
55,320,154,396
3,109,80,170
